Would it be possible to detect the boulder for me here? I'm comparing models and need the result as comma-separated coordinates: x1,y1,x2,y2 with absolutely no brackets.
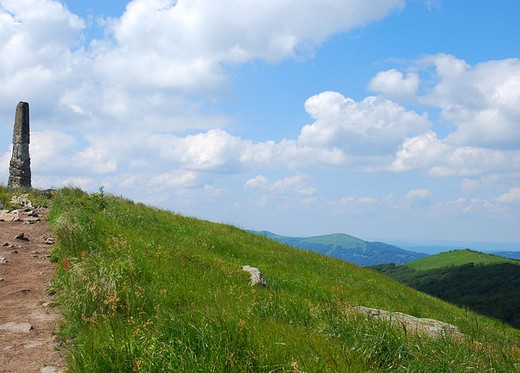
350,306,462,339
242,265,269,288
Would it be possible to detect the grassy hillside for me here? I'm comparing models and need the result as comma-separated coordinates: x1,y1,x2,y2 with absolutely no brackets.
255,231,428,266
47,188,520,372
404,249,520,271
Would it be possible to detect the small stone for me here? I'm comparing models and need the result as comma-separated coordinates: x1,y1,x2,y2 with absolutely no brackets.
44,237,54,245
0,210,20,222
0,322,33,333
12,250,18,254
0,257,7,264
242,265,269,288
0,278,5,282
24,341,43,348
40,366,59,373
3,242,9,246
3,345,13,350
15,232,29,241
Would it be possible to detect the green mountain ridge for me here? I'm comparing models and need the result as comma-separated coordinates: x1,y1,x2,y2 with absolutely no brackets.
252,230,429,266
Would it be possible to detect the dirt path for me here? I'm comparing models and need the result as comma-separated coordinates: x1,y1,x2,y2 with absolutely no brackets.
0,208,64,373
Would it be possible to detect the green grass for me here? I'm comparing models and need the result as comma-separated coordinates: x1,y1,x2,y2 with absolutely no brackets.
404,249,519,271
47,188,520,372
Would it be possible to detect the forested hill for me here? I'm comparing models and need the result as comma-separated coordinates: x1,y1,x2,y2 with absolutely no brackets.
368,250,520,329
253,231,428,266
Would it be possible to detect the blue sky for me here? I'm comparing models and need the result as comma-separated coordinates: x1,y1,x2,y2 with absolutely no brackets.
1,0,519,244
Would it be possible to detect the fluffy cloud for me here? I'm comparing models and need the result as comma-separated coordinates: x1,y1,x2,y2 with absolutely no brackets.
367,55,520,178
0,0,84,110
368,69,419,101
244,174,315,195
93,0,405,91
48,128,346,184
299,91,430,154
341,196,378,203
419,54,520,148
0,0,405,132
31,130,76,172
390,131,520,176
404,189,432,201
497,188,520,204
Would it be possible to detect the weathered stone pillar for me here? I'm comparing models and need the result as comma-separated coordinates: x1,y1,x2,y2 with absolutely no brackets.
8,102,31,189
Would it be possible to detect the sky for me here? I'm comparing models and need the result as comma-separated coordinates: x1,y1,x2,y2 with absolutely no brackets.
1,0,519,243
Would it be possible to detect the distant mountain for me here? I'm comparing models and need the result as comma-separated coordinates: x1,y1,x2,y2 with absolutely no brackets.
368,250,520,329
252,231,428,266
386,240,520,255
403,249,520,271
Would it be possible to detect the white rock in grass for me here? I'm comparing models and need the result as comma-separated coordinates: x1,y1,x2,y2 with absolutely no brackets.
242,265,269,288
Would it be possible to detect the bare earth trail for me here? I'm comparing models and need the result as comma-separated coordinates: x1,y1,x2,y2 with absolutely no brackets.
0,208,64,373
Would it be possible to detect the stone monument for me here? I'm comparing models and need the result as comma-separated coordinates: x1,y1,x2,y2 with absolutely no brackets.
7,102,31,189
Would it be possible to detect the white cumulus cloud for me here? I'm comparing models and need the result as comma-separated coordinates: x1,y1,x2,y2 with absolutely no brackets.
92,0,405,91
497,188,520,204
419,54,520,148
299,91,430,154
368,69,419,101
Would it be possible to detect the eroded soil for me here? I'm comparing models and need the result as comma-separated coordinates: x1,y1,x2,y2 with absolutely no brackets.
0,208,64,372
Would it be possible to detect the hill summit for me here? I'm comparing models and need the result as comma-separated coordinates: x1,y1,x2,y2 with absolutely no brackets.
253,230,428,266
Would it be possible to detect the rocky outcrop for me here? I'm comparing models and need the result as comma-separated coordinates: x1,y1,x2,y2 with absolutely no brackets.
0,210,20,222
10,195,33,208
350,306,462,340
8,102,31,189
242,265,269,288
